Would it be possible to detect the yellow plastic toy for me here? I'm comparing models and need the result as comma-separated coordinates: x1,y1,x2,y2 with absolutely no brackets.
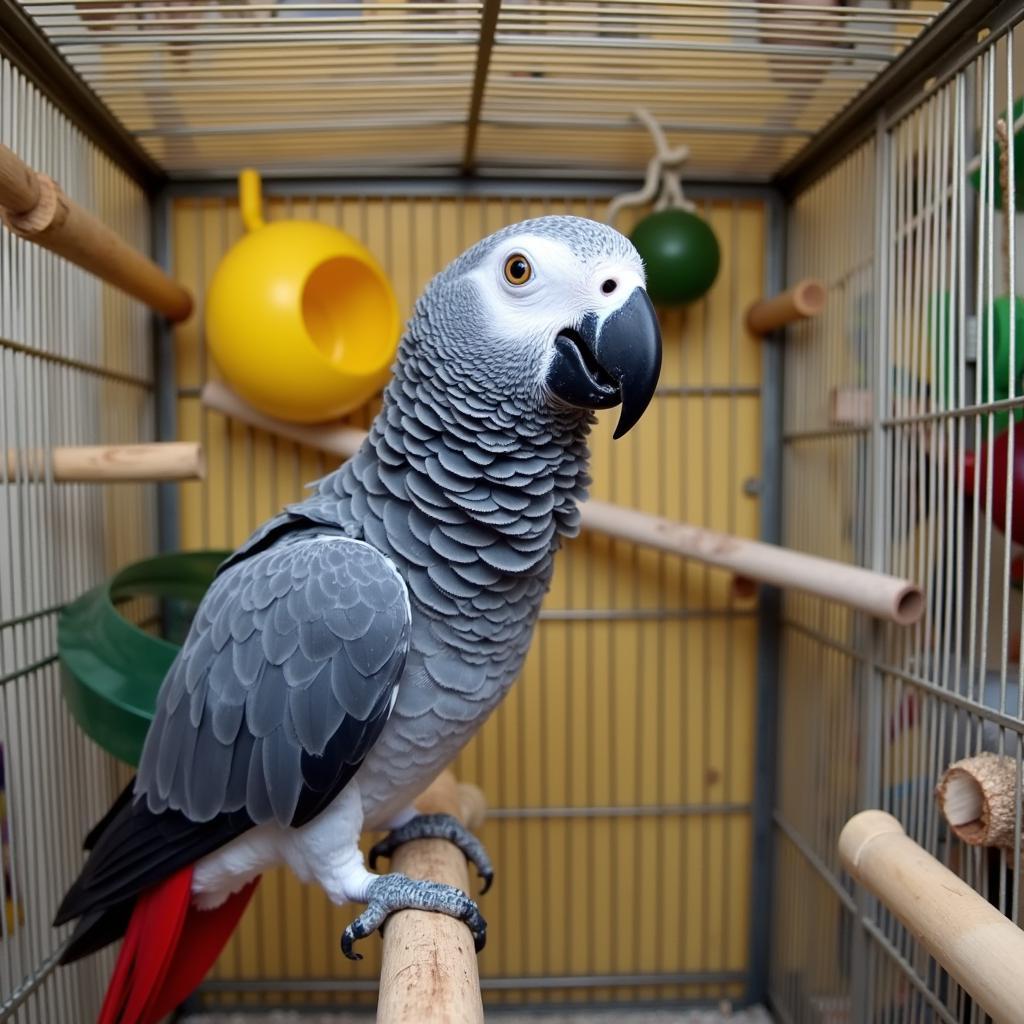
205,169,400,423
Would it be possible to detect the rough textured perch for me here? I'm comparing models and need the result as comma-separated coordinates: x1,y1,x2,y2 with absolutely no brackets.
203,381,923,625
0,143,193,322
377,771,486,1024
840,810,1024,1024
745,278,826,334
5,442,204,482
937,754,1021,848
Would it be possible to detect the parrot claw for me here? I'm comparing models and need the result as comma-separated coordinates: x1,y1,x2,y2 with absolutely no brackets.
369,813,494,894
340,873,487,960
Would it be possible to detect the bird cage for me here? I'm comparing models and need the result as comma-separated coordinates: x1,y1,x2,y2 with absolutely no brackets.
1,1,1024,1022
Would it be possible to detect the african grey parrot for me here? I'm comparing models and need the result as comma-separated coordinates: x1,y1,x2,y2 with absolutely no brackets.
55,215,662,1023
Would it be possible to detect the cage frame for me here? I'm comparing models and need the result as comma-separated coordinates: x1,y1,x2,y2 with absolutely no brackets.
2,0,1024,1017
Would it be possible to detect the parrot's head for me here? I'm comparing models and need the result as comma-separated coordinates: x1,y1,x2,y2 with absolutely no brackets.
407,215,663,439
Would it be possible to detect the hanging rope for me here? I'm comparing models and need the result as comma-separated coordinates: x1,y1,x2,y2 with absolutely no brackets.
605,108,694,225
996,116,1010,294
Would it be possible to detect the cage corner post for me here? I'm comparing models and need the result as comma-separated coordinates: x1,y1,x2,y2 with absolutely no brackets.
745,187,786,1008
152,187,181,557
848,108,897,1023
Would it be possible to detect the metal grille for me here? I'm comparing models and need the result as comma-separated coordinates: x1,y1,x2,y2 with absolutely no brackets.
15,0,948,181
774,10,1024,1022
162,186,770,1009
0,54,158,1024
474,0,944,180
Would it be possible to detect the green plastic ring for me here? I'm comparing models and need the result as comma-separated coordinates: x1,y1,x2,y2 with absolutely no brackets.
58,550,229,767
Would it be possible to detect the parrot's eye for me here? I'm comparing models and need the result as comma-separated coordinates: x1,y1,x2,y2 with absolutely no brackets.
503,254,533,286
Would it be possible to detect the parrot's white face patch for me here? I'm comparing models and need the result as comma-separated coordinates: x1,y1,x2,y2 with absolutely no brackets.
466,233,646,368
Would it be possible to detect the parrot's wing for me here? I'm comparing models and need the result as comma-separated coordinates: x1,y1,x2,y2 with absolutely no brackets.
138,532,410,827
56,533,409,926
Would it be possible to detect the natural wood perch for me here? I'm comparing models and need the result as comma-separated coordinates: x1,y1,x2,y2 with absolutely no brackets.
377,770,486,1024
0,144,193,323
745,278,826,335
5,442,204,482
840,810,1024,1024
202,380,923,625
937,754,1021,848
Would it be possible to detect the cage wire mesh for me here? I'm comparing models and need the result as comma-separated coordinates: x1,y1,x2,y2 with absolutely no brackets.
164,189,767,1011
16,0,949,180
0,54,157,1024
773,11,1024,1024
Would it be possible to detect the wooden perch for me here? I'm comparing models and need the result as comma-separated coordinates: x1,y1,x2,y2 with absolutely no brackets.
745,278,826,335
937,754,1021,848
5,442,204,482
377,770,486,1024
579,499,923,625
0,144,193,322
202,380,366,458
840,810,1024,1024
202,381,923,625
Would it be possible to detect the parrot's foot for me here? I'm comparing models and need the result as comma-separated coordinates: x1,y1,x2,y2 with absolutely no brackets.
369,813,494,894
340,873,486,960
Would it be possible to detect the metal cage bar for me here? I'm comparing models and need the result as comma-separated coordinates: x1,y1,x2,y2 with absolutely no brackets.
775,8,1024,1022
6,0,951,182
0,53,158,1024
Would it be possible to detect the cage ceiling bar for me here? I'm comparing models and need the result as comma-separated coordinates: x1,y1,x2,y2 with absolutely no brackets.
4,0,952,183
0,0,163,189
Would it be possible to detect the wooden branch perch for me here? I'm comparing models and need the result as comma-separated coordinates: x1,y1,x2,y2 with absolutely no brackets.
840,810,1024,1024
745,278,826,335
202,380,924,625
5,442,204,482
377,770,486,1024
0,144,193,323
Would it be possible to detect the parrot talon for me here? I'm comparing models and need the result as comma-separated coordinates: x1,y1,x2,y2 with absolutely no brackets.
369,813,495,894
340,932,362,961
339,873,487,959
340,895,391,960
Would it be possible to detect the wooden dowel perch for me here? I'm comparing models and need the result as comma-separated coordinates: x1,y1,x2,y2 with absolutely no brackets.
377,770,486,1024
0,144,193,323
937,754,1021,848
745,278,826,334
840,810,1024,1024
202,381,924,625
5,442,204,482
202,380,366,459
579,499,923,625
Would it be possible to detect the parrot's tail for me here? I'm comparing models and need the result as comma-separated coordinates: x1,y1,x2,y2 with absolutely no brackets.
97,867,258,1024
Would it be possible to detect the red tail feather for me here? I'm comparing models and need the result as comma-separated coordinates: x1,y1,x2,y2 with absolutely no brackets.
98,868,259,1024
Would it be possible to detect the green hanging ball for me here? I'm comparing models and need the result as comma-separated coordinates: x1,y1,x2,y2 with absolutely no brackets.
629,208,721,306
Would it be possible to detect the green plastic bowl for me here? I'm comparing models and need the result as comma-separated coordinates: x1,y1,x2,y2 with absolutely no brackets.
58,551,229,767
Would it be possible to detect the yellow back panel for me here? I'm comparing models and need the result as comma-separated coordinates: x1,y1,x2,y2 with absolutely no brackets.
170,193,765,1007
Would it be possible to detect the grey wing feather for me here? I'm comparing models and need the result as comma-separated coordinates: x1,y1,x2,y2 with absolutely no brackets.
136,535,411,827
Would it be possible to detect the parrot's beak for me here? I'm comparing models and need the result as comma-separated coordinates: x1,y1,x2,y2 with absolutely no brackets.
547,287,663,438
